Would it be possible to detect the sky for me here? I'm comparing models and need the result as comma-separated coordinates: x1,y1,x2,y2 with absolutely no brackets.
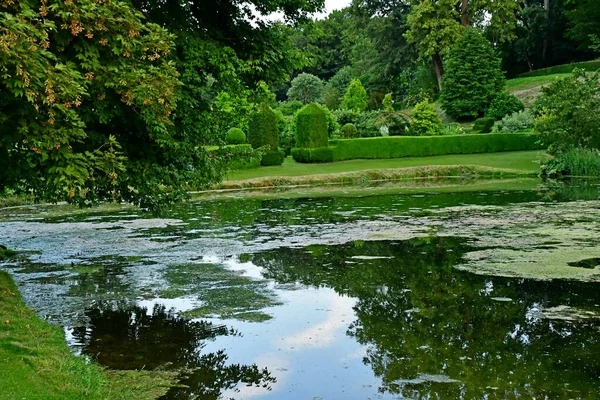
317,0,352,18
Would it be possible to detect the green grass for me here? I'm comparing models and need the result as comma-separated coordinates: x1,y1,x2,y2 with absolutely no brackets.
0,271,176,400
506,74,570,93
226,151,543,182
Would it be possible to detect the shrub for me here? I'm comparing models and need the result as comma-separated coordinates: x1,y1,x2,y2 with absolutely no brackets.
472,118,496,134
540,147,600,177
333,109,380,138
534,69,600,153
294,103,329,149
498,110,535,133
277,100,304,117
206,144,262,170
343,79,368,111
291,147,334,163
441,29,505,120
329,133,543,161
225,128,246,145
248,105,279,151
287,73,324,104
261,150,286,166
485,93,525,120
411,100,442,136
341,123,358,138
442,124,465,136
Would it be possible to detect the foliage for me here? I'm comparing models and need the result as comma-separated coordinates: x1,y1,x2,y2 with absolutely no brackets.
341,123,358,139
333,109,381,137
540,147,600,177
287,73,325,104
291,147,334,163
276,100,305,116
329,133,543,161
565,0,600,52
260,150,286,166
343,79,368,111
442,123,466,136
323,83,342,110
382,94,394,112
485,93,525,120
472,118,496,134
534,69,600,152
497,110,535,133
441,29,506,120
225,128,247,145
207,144,263,170
248,105,279,152
517,60,600,78
411,100,442,136
295,104,329,149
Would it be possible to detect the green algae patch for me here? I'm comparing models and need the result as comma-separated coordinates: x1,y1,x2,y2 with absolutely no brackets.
0,246,18,260
0,271,178,400
183,286,280,320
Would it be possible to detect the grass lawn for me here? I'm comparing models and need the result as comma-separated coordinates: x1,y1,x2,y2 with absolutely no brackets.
506,73,570,92
227,150,543,182
0,270,176,400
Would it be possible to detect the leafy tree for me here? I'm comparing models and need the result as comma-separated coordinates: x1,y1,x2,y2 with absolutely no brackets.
343,79,369,111
485,93,524,120
534,69,600,152
287,73,325,104
565,0,600,52
411,100,442,135
441,29,505,120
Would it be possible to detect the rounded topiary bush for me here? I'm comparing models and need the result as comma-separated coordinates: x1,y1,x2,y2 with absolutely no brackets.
341,123,358,138
248,105,284,166
295,103,329,149
225,128,246,145
472,117,496,134
485,93,525,120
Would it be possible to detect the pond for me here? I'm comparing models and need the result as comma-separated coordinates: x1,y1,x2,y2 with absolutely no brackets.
2,178,600,399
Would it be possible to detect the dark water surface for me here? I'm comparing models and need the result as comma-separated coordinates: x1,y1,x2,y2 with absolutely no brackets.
2,179,600,399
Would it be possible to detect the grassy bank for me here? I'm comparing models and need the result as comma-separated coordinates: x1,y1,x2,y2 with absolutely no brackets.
0,271,176,400
223,151,543,188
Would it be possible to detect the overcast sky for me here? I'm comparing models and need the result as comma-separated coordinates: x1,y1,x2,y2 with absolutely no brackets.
316,0,352,18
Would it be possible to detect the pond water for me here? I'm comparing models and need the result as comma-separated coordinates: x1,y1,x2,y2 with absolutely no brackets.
2,179,600,399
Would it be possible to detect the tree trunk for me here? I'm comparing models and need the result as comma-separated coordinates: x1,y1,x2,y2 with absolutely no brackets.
461,0,469,27
542,0,550,64
432,53,444,91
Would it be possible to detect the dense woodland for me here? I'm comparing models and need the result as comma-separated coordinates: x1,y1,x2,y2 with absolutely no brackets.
1,0,599,209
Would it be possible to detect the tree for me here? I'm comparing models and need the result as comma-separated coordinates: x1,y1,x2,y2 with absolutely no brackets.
343,79,369,111
441,29,505,120
287,73,325,104
411,100,442,135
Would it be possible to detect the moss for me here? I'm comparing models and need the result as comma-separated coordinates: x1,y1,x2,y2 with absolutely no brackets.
0,246,18,260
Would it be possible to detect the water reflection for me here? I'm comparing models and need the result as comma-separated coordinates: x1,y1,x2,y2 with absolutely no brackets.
71,304,276,399
250,237,600,398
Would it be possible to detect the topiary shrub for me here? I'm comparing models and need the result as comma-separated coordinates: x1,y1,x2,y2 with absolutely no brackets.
295,103,329,149
441,29,505,120
472,117,496,134
291,147,334,163
411,100,442,136
498,110,534,133
485,93,525,120
225,128,246,145
248,105,284,166
341,123,358,138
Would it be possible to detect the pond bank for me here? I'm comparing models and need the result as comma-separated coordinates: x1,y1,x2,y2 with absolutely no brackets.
0,271,176,399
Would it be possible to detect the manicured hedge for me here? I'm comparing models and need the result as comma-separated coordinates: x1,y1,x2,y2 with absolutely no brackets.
291,147,334,163
295,103,329,148
329,133,543,161
517,60,600,78
261,150,286,166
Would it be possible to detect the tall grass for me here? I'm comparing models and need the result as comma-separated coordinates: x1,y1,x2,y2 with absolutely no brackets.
542,148,600,177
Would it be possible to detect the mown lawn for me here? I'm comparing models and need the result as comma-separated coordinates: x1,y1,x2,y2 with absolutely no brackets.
227,150,543,182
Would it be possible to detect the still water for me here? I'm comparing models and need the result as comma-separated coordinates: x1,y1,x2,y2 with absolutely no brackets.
2,179,600,399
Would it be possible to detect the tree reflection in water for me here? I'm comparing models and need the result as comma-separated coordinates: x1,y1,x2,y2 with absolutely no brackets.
251,237,600,399
71,304,276,399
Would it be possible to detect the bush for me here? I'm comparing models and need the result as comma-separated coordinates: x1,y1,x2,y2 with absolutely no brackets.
472,118,496,134
517,60,600,78
498,110,534,133
294,103,329,149
225,128,246,145
248,105,279,151
329,133,543,161
343,79,368,111
291,147,334,163
277,100,304,117
411,100,442,136
341,123,358,138
540,148,600,177
442,124,465,135
534,69,600,152
441,29,505,120
287,73,324,104
261,150,286,166
332,109,380,137
206,144,262,170
485,93,525,120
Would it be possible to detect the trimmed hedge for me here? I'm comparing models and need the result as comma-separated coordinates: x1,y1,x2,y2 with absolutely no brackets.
291,147,334,163
517,60,600,78
472,117,495,134
329,133,543,161
261,150,286,166
295,103,328,148
225,128,246,144
248,105,279,151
